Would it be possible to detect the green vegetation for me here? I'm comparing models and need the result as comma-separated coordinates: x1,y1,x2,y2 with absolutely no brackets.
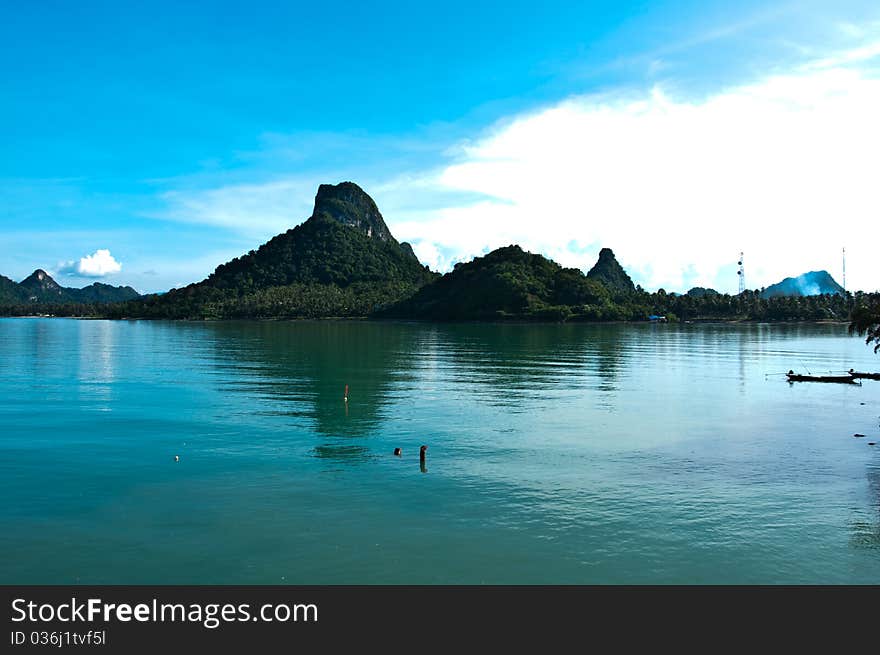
379,245,635,321
0,182,873,326
96,202,436,320
0,182,434,320
586,247,636,293
379,244,865,323
309,181,403,247
646,288,859,322
73,282,142,303
0,269,140,312
103,281,423,320
1,242,869,324
204,212,433,292
849,299,880,353
686,287,719,297
0,301,108,317
0,274,26,305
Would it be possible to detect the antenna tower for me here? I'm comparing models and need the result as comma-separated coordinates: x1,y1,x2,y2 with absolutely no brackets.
842,247,846,292
737,252,745,294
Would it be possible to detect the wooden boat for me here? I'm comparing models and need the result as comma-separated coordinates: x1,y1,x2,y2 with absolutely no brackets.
848,370,880,380
786,372,858,383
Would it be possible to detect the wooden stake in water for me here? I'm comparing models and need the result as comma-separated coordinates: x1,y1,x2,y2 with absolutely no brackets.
344,384,349,403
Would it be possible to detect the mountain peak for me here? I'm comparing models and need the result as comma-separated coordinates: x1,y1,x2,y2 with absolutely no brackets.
311,181,396,244
13,269,140,304
586,248,635,293
20,269,61,290
760,270,844,298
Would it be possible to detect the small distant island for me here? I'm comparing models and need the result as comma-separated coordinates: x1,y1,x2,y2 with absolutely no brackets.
1,269,139,306
1,182,877,327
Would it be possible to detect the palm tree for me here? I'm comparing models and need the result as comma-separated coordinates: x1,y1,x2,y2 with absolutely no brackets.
849,302,880,353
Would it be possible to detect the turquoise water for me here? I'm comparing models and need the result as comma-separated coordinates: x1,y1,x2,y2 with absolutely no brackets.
1,318,879,584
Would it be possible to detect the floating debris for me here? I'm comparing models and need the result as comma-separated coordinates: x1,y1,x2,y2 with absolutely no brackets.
174,455,180,462
393,448,402,456
854,433,866,438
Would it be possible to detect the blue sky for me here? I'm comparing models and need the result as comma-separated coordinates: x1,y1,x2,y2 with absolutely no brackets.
2,0,879,293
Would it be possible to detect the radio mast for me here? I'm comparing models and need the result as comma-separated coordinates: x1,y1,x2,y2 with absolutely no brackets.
842,247,846,292
737,252,745,294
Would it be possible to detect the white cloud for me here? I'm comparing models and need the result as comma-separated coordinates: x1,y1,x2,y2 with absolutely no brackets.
59,249,122,277
151,39,880,293
385,52,880,293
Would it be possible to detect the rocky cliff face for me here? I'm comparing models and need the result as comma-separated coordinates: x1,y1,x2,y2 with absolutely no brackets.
586,248,635,293
19,269,66,301
197,181,434,293
400,242,418,262
311,181,422,263
312,181,397,244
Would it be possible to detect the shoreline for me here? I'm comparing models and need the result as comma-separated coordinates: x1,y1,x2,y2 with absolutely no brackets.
0,314,853,326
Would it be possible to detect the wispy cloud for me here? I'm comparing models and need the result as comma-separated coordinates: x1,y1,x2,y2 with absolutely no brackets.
560,2,803,85
803,39,880,70
148,130,464,241
156,178,319,237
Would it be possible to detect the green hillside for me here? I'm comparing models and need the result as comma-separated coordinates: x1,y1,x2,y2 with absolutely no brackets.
108,182,436,319
379,245,644,321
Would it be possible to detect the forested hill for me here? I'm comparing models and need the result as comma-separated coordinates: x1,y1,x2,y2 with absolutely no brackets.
0,269,140,307
102,182,437,319
203,184,432,292
377,244,863,323
378,245,643,321
0,274,25,304
586,248,635,293
0,181,871,323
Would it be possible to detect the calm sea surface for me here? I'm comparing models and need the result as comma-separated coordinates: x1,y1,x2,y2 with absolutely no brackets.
1,318,879,584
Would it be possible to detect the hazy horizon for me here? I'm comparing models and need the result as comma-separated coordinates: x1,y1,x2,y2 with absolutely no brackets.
2,226,863,298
